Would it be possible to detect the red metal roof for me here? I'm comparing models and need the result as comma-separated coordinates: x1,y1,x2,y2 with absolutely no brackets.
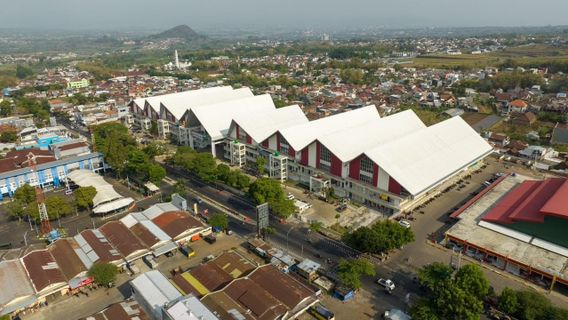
483,178,568,225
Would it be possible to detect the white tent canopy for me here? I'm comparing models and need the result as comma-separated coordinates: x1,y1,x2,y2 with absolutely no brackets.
67,170,134,215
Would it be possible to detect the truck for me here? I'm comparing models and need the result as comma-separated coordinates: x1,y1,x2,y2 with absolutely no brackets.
179,245,195,258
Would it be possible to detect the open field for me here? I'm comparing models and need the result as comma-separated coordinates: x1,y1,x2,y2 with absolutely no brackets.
410,44,568,69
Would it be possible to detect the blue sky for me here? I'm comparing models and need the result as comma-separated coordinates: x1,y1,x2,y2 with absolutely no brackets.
3,0,567,31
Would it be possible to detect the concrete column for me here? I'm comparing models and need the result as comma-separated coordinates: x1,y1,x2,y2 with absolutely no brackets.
211,141,217,158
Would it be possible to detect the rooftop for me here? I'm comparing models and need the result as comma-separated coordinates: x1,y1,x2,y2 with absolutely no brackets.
0,260,35,308
21,250,67,293
99,221,147,259
446,174,568,282
152,211,203,239
48,238,87,281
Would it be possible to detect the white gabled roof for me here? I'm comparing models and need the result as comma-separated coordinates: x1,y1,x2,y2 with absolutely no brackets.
318,110,426,162
231,105,308,143
189,94,276,141
279,105,380,151
365,116,492,196
144,86,233,115
161,87,253,121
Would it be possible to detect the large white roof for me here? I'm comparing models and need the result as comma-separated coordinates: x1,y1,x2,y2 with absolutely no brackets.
279,105,380,151
189,94,276,141
161,87,253,121
67,169,133,214
144,86,233,115
365,116,492,196
318,110,426,162
131,271,181,315
231,105,308,143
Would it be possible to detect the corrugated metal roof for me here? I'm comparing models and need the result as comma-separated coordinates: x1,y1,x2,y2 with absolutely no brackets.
131,271,182,314
0,260,36,307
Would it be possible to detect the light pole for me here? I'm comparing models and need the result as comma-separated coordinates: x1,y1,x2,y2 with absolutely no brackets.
286,226,295,254
23,230,28,247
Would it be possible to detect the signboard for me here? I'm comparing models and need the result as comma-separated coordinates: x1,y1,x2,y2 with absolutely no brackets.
256,203,269,234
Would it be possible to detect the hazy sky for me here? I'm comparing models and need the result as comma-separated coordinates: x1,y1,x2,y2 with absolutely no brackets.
3,0,568,31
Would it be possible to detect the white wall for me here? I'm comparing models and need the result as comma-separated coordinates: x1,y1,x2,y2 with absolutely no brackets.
308,143,316,168
378,167,390,190
268,134,277,150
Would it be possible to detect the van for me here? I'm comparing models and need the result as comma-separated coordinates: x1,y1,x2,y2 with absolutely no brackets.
143,255,158,269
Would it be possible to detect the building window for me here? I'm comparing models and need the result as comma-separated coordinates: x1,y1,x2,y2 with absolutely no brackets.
280,137,289,155
320,145,331,163
360,156,374,174
360,174,373,185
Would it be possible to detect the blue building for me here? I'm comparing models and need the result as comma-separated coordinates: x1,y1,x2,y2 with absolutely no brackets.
0,151,106,200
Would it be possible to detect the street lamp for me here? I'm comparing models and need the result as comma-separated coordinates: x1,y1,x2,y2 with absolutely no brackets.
286,226,295,254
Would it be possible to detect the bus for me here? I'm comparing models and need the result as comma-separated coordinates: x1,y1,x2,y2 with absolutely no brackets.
308,305,335,320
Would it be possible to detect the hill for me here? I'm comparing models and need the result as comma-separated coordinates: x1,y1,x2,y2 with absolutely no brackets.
150,25,204,41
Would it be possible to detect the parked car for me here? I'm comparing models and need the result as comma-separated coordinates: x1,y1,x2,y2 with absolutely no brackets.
286,193,295,200
336,204,347,212
398,220,411,229
179,245,195,258
194,197,203,204
377,278,395,291
204,234,217,244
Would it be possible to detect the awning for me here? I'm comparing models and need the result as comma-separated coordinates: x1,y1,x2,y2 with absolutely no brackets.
144,182,160,192
0,295,37,316
153,241,178,257
69,276,93,290
93,197,134,215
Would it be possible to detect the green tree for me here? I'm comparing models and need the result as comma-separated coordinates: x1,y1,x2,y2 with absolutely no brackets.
309,221,323,232
143,142,164,159
208,213,228,230
336,258,376,290
454,264,490,300
191,153,218,182
256,156,266,176
15,65,33,79
343,220,415,254
262,226,275,242
235,173,251,190
147,164,166,185
88,262,118,287
149,121,158,136
94,123,136,175
6,200,26,221
74,186,97,211
14,184,36,205
216,164,231,182
497,288,519,316
0,100,13,117
27,195,73,222
412,263,489,320
174,179,187,196
248,178,295,217
0,132,17,143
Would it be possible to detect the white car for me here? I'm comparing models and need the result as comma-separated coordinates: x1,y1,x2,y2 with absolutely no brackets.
286,193,295,200
398,220,411,229
377,278,395,291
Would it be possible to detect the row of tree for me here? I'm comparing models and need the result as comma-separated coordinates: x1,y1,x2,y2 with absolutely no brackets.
94,123,165,185
411,262,568,320
342,220,415,254
7,184,97,222
168,147,295,218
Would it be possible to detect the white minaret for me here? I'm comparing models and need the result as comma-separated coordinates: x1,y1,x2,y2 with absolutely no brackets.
175,50,180,70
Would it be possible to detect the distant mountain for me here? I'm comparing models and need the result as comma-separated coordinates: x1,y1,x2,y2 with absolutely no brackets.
149,25,204,41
